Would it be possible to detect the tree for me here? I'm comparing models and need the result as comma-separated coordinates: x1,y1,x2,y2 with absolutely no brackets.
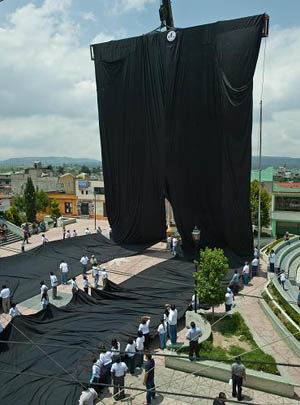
80,165,91,175
36,190,50,212
50,199,61,219
57,166,64,175
24,177,37,223
14,195,26,213
193,247,229,322
4,206,23,226
250,179,271,228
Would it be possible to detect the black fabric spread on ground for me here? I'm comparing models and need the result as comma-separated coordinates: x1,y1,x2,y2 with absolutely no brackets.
0,234,150,303
92,15,264,259
0,258,195,405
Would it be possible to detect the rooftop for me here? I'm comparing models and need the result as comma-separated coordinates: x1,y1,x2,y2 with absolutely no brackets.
273,182,300,193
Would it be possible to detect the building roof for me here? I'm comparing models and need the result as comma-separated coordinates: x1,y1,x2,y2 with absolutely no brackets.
273,182,300,193
59,173,75,179
251,166,273,182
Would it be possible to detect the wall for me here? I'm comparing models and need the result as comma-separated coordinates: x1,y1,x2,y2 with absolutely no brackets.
0,196,11,212
47,193,77,216
11,173,58,195
76,179,106,218
58,174,75,194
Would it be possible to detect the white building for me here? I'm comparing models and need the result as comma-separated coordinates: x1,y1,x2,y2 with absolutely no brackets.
75,175,106,218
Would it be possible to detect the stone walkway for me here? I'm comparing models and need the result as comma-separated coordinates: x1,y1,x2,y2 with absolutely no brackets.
1,227,300,404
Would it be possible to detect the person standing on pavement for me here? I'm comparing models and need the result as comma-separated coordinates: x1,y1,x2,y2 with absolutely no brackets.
72,230,77,237
21,240,25,252
269,250,276,273
284,231,290,245
136,330,145,368
59,260,69,285
186,321,202,361
225,287,234,312
111,356,127,401
143,353,155,405
138,316,151,350
80,255,89,274
111,338,121,362
231,356,246,401
90,355,102,393
253,246,258,258
83,275,89,294
9,303,20,318
230,270,240,296
251,257,259,277
62,226,66,240
280,271,287,290
92,265,99,289
41,291,49,310
71,277,78,295
242,262,249,285
66,230,71,239
125,338,136,375
41,234,48,244
99,346,113,387
40,280,48,297
172,235,178,256
101,267,108,290
166,235,171,251
85,227,91,235
168,304,178,344
0,285,11,313
157,318,167,349
50,272,58,299
90,255,98,269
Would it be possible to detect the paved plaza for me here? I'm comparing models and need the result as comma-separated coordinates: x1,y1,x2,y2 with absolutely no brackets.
0,219,300,404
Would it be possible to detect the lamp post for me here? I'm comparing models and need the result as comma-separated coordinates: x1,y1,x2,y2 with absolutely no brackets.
192,226,201,314
94,191,97,231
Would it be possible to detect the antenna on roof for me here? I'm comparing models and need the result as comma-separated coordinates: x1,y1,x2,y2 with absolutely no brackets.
159,0,174,30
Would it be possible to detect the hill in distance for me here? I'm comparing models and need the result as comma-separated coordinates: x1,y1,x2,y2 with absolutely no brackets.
252,156,300,170
0,156,101,167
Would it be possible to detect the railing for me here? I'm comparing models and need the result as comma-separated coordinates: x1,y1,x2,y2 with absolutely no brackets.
0,218,24,237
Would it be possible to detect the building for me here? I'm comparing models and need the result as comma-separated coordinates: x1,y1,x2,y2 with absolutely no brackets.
0,194,12,213
76,177,106,218
11,161,58,195
271,182,300,237
251,166,273,194
0,172,12,194
46,192,77,217
57,173,75,194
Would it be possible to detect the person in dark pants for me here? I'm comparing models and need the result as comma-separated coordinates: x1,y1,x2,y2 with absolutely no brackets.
231,356,246,401
83,275,89,294
111,356,127,401
230,270,240,296
269,249,275,273
185,321,202,361
143,353,155,405
125,338,136,375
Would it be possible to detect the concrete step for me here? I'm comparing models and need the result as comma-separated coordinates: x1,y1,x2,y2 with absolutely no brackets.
0,229,22,246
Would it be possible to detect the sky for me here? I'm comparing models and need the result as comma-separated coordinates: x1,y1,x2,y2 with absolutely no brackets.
0,0,300,160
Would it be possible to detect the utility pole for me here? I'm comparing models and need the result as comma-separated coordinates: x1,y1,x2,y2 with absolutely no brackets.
159,0,174,29
258,101,262,269
94,191,97,231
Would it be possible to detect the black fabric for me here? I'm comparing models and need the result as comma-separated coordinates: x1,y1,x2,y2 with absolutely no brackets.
0,234,149,303
0,258,194,405
92,15,264,259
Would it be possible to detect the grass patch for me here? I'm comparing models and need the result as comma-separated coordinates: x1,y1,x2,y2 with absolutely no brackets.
178,313,279,375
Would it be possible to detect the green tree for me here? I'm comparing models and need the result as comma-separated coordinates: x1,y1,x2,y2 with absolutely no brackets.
36,190,50,212
4,206,23,226
50,199,61,218
24,177,37,222
14,195,26,213
57,166,64,175
193,247,229,322
250,179,271,228
80,165,91,175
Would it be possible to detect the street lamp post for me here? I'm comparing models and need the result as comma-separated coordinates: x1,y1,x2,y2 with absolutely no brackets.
94,191,97,231
192,226,201,314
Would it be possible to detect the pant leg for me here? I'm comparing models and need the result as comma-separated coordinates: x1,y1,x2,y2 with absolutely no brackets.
146,379,154,404
119,375,125,399
144,333,150,350
105,362,112,386
169,325,177,344
2,297,10,313
189,342,194,359
237,377,243,400
232,375,237,396
159,333,166,349
52,286,57,299
84,287,89,294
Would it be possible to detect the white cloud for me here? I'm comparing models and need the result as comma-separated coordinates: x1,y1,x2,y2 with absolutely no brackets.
0,0,113,160
252,25,300,157
82,11,96,22
113,0,155,13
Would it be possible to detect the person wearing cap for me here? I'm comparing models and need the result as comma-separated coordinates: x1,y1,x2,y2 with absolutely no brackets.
225,287,234,312
111,356,128,401
101,267,108,290
231,356,246,401
185,321,202,361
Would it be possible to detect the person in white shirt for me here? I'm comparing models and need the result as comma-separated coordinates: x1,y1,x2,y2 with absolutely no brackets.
138,316,151,350
40,280,48,297
225,287,234,312
85,227,91,235
78,384,97,405
83,275,89,294
9,303,20,318
125,338,136,375
50,272,58,299
80,255,89,274
253,246,258,258
136,330,145,368
111,356,127,401
242,262,249,285
99,347,113,387
72,230,78,237
251,257,259,277
269,250,276,273
41,234,48,244
41,291,49,310
101,267,108,290
111,338,121,361
21,240,25,252
157,318,167,349
59,260,69,285
279,271,287,290
92,265,99,288
90,255,98,267
71,277,78,295
166,235,172,251
172,236,178,256
186,321,202,360
90,355,101,393
167,304,178,344
0,285,11,313
66,230,71,239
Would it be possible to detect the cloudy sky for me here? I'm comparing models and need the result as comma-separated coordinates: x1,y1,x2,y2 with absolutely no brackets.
0,0,299,160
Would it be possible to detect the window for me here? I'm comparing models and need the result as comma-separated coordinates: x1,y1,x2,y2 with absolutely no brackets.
94,187,105,195
65,202,72,214
275,196,300,212
81,190,84,195
60,183,64,189
85,190,88,195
